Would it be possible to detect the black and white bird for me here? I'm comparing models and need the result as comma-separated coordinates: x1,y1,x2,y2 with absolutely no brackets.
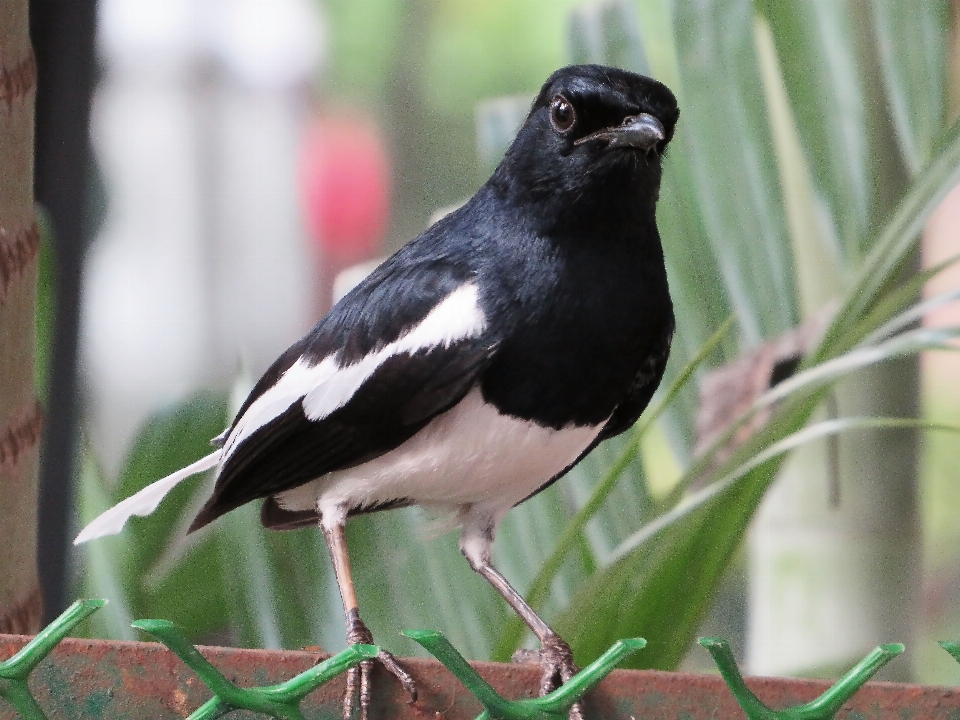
76,64,678,720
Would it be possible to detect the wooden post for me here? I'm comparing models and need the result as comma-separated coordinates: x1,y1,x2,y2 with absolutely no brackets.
0,0,42,634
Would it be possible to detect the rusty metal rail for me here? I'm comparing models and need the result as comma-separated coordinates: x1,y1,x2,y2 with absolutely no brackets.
2,600,960,719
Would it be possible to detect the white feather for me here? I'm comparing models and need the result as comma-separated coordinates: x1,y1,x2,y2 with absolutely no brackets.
303,282,486,421
74,450,222,545
302,353,382,421
222,357,336,459
224,282,486,459
391,282,487,354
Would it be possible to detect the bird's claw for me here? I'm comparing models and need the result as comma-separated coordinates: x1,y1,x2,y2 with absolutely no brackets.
512,634,585,720
343,610,417,720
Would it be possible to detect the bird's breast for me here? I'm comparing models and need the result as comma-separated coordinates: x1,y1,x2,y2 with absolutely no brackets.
479,254,672,430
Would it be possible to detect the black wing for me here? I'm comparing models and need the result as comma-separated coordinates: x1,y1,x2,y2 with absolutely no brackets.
189,246,496,532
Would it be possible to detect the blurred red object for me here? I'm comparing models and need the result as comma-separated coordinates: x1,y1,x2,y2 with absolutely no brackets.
299,115,390,263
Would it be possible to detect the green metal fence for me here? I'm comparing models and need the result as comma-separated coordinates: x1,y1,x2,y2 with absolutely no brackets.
1,599,941,720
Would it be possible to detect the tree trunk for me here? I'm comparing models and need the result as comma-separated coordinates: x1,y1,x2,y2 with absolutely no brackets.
0,0,42,634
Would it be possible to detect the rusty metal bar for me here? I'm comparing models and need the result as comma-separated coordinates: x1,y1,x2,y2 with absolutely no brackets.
2,630,960,720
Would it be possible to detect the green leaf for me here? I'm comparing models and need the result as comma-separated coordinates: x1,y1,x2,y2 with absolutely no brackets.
860,286,960,347
754,15,845,317
755,0,871,260
673,0,797,343
869,0,948,174
118,393,232,639
557,411,960,669
568,1,650,74
847,252,960,345
557,443,779,670
765,327,960,409
261,526,340,649
819,117,960,357
216,505,285,649
113,391,229,572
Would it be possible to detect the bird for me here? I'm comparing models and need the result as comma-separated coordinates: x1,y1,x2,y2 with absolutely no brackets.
75,64,679,720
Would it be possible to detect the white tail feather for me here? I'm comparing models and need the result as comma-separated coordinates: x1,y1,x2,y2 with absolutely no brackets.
74,450,223,545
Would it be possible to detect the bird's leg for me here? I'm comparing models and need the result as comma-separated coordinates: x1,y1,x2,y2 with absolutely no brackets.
460,521,585,720
320,509,417,720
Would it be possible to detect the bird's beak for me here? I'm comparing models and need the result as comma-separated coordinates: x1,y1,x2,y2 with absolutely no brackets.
574,112,665,152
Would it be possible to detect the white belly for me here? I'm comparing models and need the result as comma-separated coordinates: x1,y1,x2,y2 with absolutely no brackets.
275,386,603,521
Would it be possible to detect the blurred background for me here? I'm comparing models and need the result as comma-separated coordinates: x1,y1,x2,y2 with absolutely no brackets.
13,0,960,687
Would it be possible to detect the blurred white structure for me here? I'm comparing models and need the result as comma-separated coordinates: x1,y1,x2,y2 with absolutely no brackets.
83,0,325,475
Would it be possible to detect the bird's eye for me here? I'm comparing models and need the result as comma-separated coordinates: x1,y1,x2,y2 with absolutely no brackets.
550,96,576,132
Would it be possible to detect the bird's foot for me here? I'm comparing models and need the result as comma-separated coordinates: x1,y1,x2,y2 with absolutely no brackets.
512,633,585,720
343,609,417,720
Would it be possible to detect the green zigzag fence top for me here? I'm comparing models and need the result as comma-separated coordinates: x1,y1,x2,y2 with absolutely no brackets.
699,637,905,720
131,619,376,720
1,600,106,720
404,630,645,719
0,598,956,720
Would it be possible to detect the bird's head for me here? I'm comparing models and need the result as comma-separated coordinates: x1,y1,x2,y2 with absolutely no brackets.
494,65,679,227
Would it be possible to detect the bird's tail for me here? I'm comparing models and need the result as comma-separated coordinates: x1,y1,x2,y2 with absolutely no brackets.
74,449,223,545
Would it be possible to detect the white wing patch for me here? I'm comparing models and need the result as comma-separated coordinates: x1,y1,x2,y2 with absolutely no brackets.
224,283,486,460
74,450,222,544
